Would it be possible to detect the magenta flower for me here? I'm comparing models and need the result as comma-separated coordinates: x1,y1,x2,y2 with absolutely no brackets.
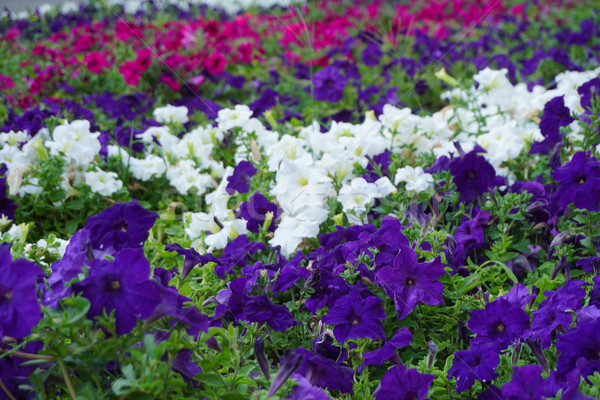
321,289,385,343
375,246,445,320
73,248,162,335
0,249,43,339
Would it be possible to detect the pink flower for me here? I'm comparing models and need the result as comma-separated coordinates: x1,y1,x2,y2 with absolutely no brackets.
0,75,14,90
84,51,109,74
119,61,141,86
160,75,180,91
135,48,153,71
204,52,227,75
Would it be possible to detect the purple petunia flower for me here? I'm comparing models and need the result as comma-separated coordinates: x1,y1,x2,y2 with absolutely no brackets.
449,147,498,203
165,243,216,281
147,268,209,340
374,364,434,400
529,96,574,155
551,151,600,211
218,277,297,332
452,209,490,268
321,289,385,344
362,43,383,67
295,348,354,394
0,250,43,339
556,317,600,380
312,65,348,103
578,77,600,113
359,327,412,373
0,177,16,220
448,342,500,393
501,365,546,400
375,246,445,320
226,160,257,195
85,200,158,251
287,374,331,400
468,298,530,349
239,192,281,233
527,279,587,349
72,248,162,335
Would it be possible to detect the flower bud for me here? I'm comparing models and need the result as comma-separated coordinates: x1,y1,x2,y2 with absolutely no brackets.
435,67,459,87
254,335,270,380
426,340,438,369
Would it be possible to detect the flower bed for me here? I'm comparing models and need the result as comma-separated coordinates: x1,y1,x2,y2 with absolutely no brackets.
1,0,600,399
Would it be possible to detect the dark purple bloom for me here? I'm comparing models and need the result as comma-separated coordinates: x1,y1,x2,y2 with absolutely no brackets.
501,365,545,400
448,342,500,393
578,77,600,113
312,65,348,102
468,298,530,349
527,279,587,349
321,289,385,343
0,177,16,219
530,96,574,155
359,327,412,372
215,235,265,278
73,248,162,335
165,243,216,281
0,250,43,338
287,374,330,400
219,277,297,332
267,349,305,397
362,43,383,67
375,246,445,320
364,150,392,182
374,364,434,400
313,327,347,363
85,200,158,251
239,192,281,233
551,151,600,211
556,317,600,380
450,147,498,203
453,209,490,267
147,268,209,340
171,349,202,381
226,160,257,195
295,347,354,394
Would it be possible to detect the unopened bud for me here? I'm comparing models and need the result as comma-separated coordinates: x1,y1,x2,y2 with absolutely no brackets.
254,335,270,380
264,110,278,130
426,341,438,369
511,338,522,366
435,67,459,87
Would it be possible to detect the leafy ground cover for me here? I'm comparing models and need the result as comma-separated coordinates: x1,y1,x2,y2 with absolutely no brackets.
1,0,600,399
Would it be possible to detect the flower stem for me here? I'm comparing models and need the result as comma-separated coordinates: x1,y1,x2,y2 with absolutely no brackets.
0,380,17,400
58,359,77,400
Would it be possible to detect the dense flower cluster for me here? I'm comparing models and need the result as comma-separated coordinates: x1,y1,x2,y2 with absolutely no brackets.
1,0,600,399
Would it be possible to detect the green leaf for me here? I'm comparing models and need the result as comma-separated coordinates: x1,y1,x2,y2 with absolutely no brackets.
66,219,79,234
196,372,224,387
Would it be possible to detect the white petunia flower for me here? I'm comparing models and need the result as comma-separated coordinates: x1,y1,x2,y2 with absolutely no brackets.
84,170,123,196
129,155,168,181
46,120,101,166
153,105,189,124
394,166,434,193
216,105,253,130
